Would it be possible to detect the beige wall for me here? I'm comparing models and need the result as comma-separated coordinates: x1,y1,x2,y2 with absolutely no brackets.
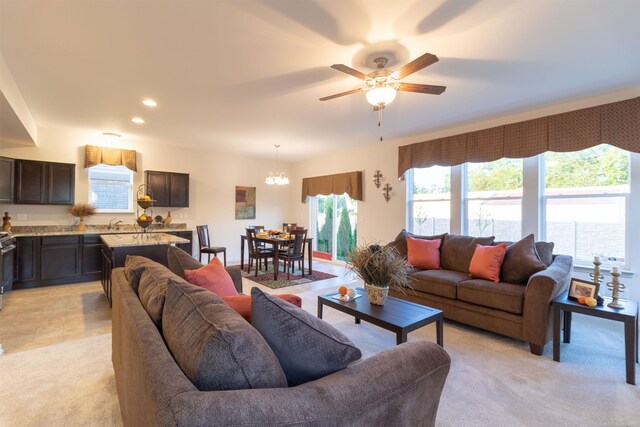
0,128,293,262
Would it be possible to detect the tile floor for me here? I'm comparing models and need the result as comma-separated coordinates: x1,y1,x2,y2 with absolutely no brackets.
0,260,352,355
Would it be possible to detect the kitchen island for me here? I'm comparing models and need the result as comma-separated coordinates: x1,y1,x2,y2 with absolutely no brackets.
101,232,189,305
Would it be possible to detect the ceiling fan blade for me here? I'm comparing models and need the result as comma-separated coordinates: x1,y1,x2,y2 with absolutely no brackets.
394,53,439,80
373,104,385,112
330,64,369,80
319,88,364,101
397,82,446,95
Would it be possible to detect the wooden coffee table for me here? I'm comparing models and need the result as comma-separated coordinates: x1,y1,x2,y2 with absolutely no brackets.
317,288,444,346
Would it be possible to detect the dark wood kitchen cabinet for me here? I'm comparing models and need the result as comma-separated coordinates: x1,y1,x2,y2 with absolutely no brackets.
40,235,81,281
166,230,192,255
0,157,14,203
15,236,38,284
145,170,189,207
14,159,75,205
82,234,103,279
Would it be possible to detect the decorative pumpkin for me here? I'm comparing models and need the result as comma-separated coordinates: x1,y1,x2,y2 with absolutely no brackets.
578,296,587,305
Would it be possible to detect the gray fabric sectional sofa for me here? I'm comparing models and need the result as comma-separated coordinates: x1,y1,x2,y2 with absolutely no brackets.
388,230,573,355
111,248,451,426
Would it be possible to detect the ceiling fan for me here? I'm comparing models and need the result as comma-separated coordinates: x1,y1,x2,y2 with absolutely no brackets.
319,52,446,110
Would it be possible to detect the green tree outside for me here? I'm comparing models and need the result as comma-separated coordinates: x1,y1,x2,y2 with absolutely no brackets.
336,207,353,261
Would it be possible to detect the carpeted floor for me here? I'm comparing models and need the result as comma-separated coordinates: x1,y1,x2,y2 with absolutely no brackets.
236,264,337,289
1,271,638,426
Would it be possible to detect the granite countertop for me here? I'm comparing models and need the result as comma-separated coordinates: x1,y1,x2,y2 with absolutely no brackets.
101,232,190,248
9,223,192,237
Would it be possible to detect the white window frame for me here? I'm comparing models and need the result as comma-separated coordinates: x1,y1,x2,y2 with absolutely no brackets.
88,164,134,213
406,168,452,235
462,160,524,239
541,151,630,269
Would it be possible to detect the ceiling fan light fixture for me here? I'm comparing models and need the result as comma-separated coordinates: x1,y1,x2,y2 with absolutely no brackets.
366,86,397,106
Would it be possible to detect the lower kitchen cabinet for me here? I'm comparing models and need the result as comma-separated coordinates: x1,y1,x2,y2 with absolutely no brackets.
13,230,193,289
40,236,81,281
15,236,38,284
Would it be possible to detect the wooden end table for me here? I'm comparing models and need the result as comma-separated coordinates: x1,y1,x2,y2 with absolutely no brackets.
552,293,638,385
317,288,444,346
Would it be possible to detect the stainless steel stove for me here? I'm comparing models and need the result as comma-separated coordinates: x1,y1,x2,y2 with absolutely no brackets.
0,232,16,309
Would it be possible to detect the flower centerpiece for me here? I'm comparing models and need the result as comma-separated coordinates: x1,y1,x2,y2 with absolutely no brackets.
68,203,96,232
347,243,413,305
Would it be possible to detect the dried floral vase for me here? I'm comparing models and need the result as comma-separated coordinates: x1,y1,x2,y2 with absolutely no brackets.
78,217,86,232
365,283,389,305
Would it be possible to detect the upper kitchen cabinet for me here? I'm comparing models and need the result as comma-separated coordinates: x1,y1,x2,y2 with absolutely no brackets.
145,170,189,207
14,159,75,205
0,157,14,203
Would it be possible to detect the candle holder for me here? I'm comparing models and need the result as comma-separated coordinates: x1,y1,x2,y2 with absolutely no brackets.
606,271,626,309
590,258,605,304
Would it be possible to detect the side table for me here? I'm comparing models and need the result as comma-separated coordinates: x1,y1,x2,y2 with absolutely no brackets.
552,293,638,385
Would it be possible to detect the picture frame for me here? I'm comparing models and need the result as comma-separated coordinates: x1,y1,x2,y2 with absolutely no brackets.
568,278,598,300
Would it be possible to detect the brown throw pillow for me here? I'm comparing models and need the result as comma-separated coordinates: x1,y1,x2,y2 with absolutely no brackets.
137,262,185,327
124,255,153,293
501,234,547,284
162,279,288,391
440,234,495,273
535,241,555,266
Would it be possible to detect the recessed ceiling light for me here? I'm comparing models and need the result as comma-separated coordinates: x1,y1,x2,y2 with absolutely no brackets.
142,99,157,107
102,132,121,143
131,117,145,124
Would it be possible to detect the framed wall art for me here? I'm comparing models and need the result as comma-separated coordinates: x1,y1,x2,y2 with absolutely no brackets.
235,186,256,220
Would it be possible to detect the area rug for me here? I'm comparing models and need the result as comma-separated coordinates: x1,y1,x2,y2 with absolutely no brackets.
236,264,337,289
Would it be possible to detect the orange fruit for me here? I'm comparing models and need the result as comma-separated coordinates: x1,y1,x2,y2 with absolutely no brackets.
578,296,586,305
338,286,348,296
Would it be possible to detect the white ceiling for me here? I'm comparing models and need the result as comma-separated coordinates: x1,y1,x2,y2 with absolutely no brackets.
1,0,639,161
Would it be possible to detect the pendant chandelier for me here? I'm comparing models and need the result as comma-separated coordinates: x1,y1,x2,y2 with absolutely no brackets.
265,144,289,185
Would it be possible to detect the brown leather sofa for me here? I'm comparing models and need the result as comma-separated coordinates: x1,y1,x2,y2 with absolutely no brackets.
388,231,573,355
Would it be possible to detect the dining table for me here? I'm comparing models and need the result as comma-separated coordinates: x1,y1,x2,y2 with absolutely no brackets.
240,234,314,280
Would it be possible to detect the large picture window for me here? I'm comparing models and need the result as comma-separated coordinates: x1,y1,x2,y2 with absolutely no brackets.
88,164,134,212
465,158,522,241
407,166,451,235
543,145,629,266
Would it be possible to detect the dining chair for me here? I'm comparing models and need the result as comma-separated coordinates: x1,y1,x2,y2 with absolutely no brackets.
196,225,227,266
246,228,274,276
282,223,297,233
278,228,307,279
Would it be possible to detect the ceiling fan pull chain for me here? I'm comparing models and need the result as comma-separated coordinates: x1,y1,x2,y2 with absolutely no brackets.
378,106,383,141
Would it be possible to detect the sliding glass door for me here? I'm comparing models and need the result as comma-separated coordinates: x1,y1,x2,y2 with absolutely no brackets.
312,194,357,261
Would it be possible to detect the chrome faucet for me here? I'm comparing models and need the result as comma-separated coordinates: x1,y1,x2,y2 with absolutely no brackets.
108,218,124,230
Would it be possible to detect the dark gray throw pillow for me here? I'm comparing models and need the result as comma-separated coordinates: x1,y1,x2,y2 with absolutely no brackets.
501,234,547,284
167,245,204,279
163,279,288,391
535,241,555,266
251,287,362,386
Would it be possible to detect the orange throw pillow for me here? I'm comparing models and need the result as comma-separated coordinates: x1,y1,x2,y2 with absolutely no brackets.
223,294,302,322
469,243,508,283
184,257,238,296
406,236,441,270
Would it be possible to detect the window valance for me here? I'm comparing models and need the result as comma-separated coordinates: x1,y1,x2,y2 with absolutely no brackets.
301,171,363,203
85,145,137,172
398,96,640,178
